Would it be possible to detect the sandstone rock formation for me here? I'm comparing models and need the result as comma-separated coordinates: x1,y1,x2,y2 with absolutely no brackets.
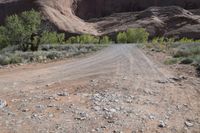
1,0,200,39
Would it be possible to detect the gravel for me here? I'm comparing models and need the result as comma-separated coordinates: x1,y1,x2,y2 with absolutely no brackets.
0,99,7,108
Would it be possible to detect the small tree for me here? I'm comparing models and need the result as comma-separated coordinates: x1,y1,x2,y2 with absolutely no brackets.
126,28,137,43
117,32,127,43
135,28,149,43
67,36,80,44
1,10,42,51
41,32,65,44
100,36,111,44
0,26,8,49
79,34,99,44
126,28,149,43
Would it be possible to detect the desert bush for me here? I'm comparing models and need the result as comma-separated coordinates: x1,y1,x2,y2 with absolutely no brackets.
66,35,100,44
189,46,200,55
126,28,149,43
117,32,127,43
179,38,195,43
99,36,111,44
194,55,200,64
79,34,99,44
152,37,165,45
151,37,166,50
0,44,103,65
150,37,175,51
46,51,63,60
0,54,22,65
0,55,10,65
174,46,200,58
66,36,80,44
9,54,22,64
0,26,9,50
173,50,190,58
117,28,149,43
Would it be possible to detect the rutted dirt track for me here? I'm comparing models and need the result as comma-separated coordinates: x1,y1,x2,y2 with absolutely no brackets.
0,45,199,133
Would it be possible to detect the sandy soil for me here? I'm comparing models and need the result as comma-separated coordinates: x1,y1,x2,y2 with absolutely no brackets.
0,45,199,133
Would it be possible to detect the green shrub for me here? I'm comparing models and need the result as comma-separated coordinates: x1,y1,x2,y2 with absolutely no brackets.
117,28,149,44
177,38,200,43
194,55,200,65
0,56,10,65
57,33,65,44
173,50,190,58
127,28,149,43
179,38,194,43
0,26,9,50
0,10,42,51
174,46,200,58
41,32,65,44
66,35,99,44
126,29,137,43
46,51,63,59
99,36,111,44
79,34,99,44
117,32,127,43
189,46,200,55
152,37,166,45
67,36,80,44
9,54,22,64
150,37,175,51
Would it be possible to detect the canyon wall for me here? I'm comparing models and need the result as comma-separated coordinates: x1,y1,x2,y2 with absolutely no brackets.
75,0,200,19
1,0,200,38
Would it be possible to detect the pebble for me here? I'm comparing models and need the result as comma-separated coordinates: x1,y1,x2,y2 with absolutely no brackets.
0,99,7,108
49,113,54,118
126,99,133,103
93,106,101,111
170,76,187,82
46,84,51,87
57,92,68,96
47,104,55,108
156,80,168,84
75,112,88,120
158,120,166,128
109,108,117,113
149,115,155,120
185,121,194,127
122,76,128,80
22,108,29,112
113,130,123,133
35,105,45,109
170,77,181,82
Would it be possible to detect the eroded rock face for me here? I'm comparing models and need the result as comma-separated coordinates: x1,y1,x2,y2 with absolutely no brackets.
0,0,200,38
75,0,200,19
85,6,200,39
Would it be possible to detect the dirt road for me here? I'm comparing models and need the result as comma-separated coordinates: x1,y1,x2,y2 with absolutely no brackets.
0,45,199,133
